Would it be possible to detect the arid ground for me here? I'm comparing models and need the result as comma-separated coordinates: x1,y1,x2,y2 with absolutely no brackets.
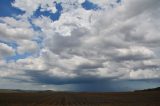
0,90,160,106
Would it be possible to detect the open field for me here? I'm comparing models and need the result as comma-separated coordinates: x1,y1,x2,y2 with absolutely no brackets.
0,91,159,106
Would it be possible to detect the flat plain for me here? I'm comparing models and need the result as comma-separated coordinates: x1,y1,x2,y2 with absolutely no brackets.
0,90,159,106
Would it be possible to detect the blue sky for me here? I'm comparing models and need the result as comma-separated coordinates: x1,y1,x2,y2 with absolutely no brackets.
0,0,25,17
0,0,160,92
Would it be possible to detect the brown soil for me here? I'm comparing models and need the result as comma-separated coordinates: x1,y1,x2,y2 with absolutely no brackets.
0,91,159,106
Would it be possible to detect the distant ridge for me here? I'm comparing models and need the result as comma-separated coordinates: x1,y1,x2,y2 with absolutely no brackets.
0,87,160,93
0,89,23,93
135,87,160,92
0,89,54,93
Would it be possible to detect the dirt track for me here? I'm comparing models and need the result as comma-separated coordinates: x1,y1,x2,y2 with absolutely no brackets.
0,91,160,106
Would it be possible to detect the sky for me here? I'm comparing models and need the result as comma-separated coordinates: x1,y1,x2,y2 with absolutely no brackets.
0,0,160,92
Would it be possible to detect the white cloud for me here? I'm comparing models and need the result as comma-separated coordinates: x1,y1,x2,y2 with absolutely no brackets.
12,0,41,16
16,56,47,71
89,0,118,6
130,69,160,79
115,46,154,61
0,43,15,59
0,22,34,42
0,17,40,56
30,0,160,81
123,0,160,18
0,0,160,87
40,0,57,13
17,40,39,54
12,0,57,16
0,17,31,28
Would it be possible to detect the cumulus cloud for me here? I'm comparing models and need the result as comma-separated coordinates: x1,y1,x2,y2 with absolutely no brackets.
130,69,160,80
12,0,57,16
0,0,160,91
0,43,15,59
89,0,118,6
0,17,39,55
114,46,154,61
17,40,39,54
0,20,34,42
36,0,160,82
